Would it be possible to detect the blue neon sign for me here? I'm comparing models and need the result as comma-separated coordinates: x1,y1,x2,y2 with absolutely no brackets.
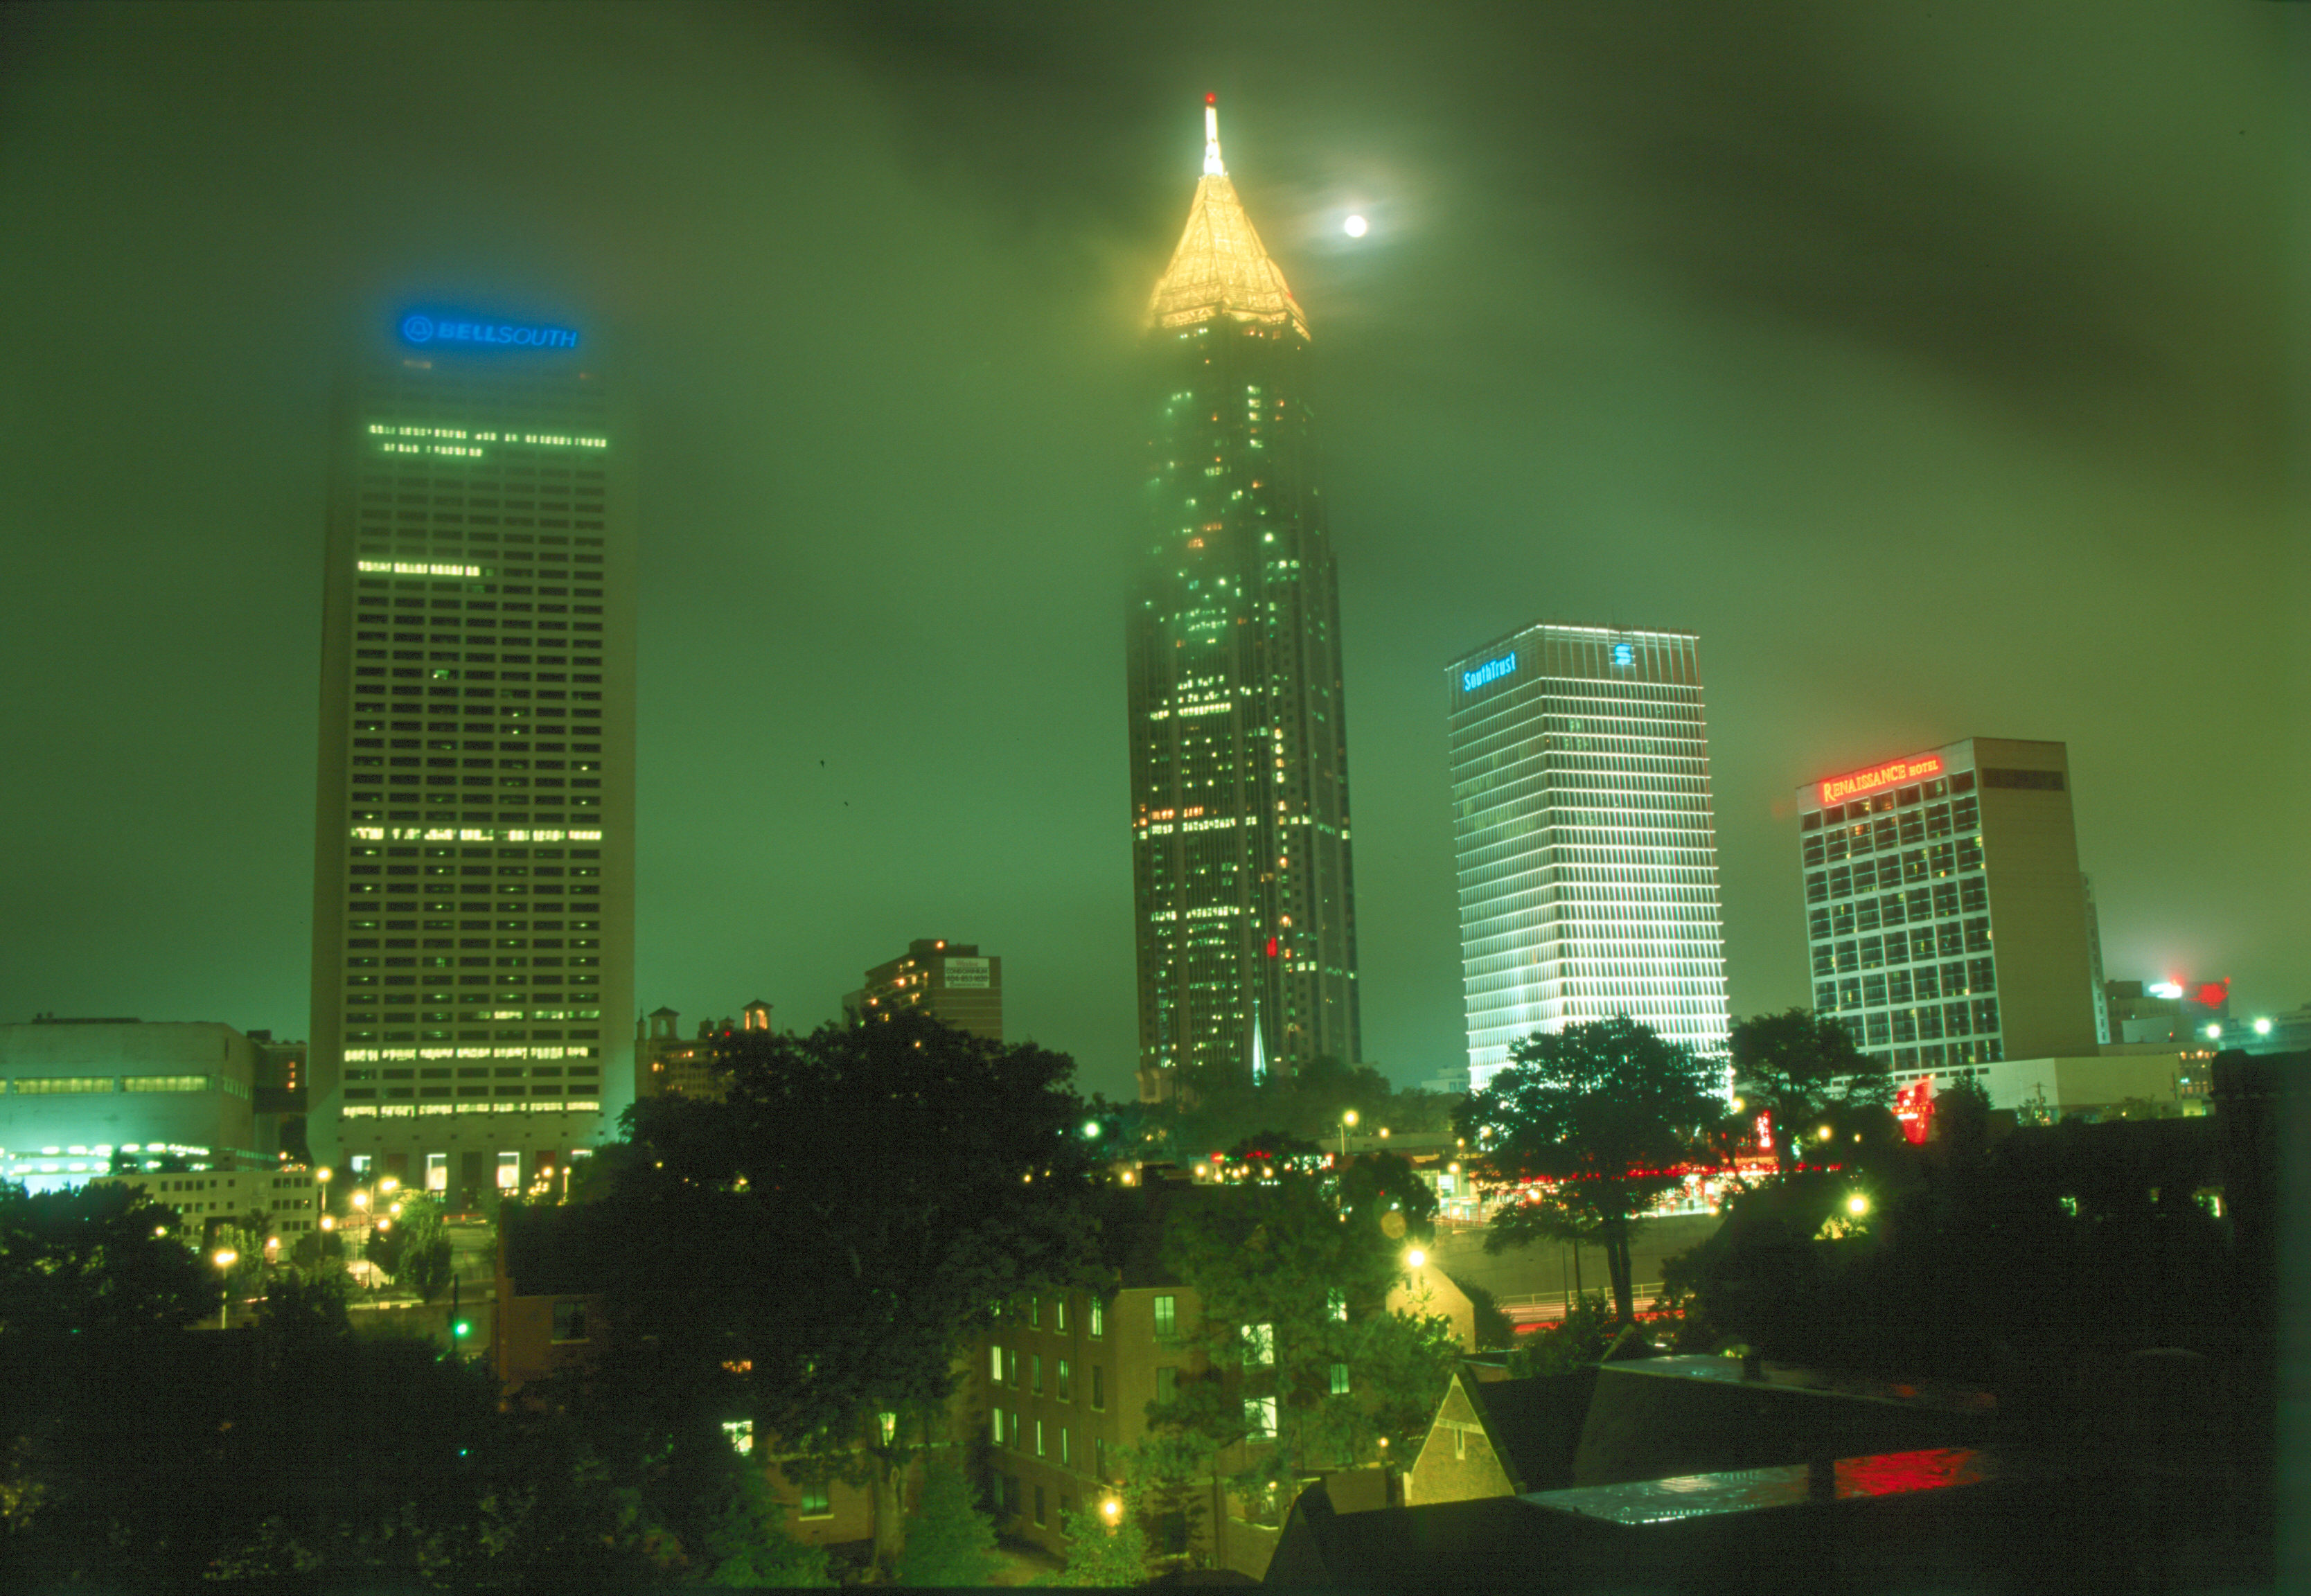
399,312,578,351
1462,651,1517,693
1611,642,1634,668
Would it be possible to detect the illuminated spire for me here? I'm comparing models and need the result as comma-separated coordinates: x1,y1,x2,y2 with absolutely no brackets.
1149,95,1308,337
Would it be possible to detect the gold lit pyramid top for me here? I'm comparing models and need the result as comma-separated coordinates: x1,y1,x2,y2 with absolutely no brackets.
1149,97,1308,339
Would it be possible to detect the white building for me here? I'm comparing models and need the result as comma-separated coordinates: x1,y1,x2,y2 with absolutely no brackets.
1446,623,1730,1090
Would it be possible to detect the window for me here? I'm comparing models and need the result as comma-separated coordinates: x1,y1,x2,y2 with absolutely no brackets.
496,1151,520,1189
1244,1396,1276,1438
1153,1295,1176,1339
799,1482,831,1519
1095,1439,1110,1482
1089,1299,1104,1339
425,1151,447,1191
1156,1366,1178,1404
551,1300,587,1342
1329,1363,1350,1396
1327,1288,1346,1322
1056,1358,1072,1401
1004,1348,1020,1387
1091,1366,1105,1411
1059,1428,1071,1466
1241,1322,1274,1366
721,1419,753,1455
1055,1298,1068,1333
1031,1354,1043,1394
991,1345,1004,1382
991,1410,1006,1446
1030,1296,1041,1328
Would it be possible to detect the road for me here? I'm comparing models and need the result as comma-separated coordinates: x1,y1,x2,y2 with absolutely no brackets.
1431,1211,1724,1322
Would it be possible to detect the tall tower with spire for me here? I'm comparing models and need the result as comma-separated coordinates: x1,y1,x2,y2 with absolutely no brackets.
1128,97,1362,1104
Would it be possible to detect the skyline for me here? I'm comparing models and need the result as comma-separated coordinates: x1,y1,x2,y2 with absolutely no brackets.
0,3,2296,1102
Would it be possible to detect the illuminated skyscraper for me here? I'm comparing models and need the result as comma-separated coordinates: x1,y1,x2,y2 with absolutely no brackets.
306,309,635,1206
1446,623,1730,1092
1129,99,1361,1103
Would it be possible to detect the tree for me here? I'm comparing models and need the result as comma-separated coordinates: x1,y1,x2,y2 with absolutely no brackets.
892,1457,1002,1586
1456,1018,1726,1324
1052,1501,1149,1586
1337,1151,1437,1245
0,1179,209,1338
365,1191,454,1302
1729,1008,1891,1172
589,1009,1107,1577
1139,1171,1459,1530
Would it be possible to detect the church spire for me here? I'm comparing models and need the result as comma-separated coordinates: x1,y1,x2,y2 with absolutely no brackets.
1149,95,1307,338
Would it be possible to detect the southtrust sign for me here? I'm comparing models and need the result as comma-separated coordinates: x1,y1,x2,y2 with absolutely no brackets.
1461,652,1517,693
399,312,578,350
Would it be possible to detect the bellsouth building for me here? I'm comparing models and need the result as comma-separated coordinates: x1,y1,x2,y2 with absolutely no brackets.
1446,623,1730,1092
1128,99,1363,1103
305,308,635,1203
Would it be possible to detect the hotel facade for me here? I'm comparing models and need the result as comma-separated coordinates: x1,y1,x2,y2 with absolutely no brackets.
1796,737,2100,1073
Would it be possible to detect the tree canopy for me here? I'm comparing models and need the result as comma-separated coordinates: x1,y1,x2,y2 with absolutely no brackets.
1728,1007,1892,1171
1137,1173,1458,1530
1455,1017,1728,1322
587,1009,1108,1573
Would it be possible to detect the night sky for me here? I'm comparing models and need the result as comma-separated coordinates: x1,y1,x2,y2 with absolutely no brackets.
1,3,2296,1101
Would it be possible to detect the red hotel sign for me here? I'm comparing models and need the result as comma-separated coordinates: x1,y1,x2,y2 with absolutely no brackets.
1818,752,1944,807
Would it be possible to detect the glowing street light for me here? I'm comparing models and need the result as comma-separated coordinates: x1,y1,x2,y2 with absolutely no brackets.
1100,1498,1122,1525
1340,1110,1358,1163
2205,1024,2223,1041
1845,1194,1870,1218
1405,1248,1427,1270
212,1248,238,1329
351,1189,371,1210
2254,1018,2273,1037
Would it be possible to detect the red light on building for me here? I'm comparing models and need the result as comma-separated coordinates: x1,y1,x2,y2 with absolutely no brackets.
1818,752,1945,808
1266,937,1279,957
2195,979,2229,1009
1894,1079,1934,1145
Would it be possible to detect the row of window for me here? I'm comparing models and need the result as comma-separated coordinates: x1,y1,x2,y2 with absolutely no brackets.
1803,796,1979,863
1806,773,1975,829
1813,924,1992,974
1814,998,2001,1045
1811,877,1987,937
1817,959,1994,1003
1805,842,1981,902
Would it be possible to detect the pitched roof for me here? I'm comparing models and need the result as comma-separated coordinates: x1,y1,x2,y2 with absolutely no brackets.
1148,100,1307,338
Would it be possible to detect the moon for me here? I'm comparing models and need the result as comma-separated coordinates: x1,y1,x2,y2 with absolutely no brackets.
1343,214,1367,238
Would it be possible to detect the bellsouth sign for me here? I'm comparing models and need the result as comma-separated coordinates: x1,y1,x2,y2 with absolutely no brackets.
400,312,578,351
1818,752,1945,808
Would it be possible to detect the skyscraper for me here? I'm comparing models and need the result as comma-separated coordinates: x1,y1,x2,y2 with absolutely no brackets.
1128,99,1361,1103
1446,623,1730,1092
844,939,1004,1041
306,308,635,1207
1795,737,2100,1072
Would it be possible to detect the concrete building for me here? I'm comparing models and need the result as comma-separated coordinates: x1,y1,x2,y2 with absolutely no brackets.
844,941,1001,1042
1128,98,1364,1103
305,305,635,1203
1796,738,2100,1072
1,1018,282,1189
89,1166,321,1245
1446,623,1731,1091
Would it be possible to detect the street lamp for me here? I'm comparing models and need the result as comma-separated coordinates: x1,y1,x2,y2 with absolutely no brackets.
1405,1248,1426,1270
1845,1194,1870,1218
1100,1497,1122,1525
1340,1110,1358,1162
212,1248,238,1330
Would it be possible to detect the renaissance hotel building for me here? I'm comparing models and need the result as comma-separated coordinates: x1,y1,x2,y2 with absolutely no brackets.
1446,623,1730,1092
1796,737,2099,1072
305,308,634,1204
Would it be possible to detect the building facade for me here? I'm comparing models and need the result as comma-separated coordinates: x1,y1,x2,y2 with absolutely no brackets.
0,1018,284,1189
1446,624,1730,1093
1128,99,1362,1103
306,307,636,1208
844,940,1002,1041
1796,737,2100,1072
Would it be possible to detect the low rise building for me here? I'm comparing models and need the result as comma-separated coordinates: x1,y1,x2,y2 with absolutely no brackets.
1,1017,285,1189
635,1001,771,1102
89,1165,322,1243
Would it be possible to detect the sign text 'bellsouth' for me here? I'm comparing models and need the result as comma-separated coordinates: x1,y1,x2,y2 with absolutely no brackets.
1462,652,1517,693
400,313,579,351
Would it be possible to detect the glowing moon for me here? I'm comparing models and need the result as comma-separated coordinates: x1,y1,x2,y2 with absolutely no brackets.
1343,214,1367,238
